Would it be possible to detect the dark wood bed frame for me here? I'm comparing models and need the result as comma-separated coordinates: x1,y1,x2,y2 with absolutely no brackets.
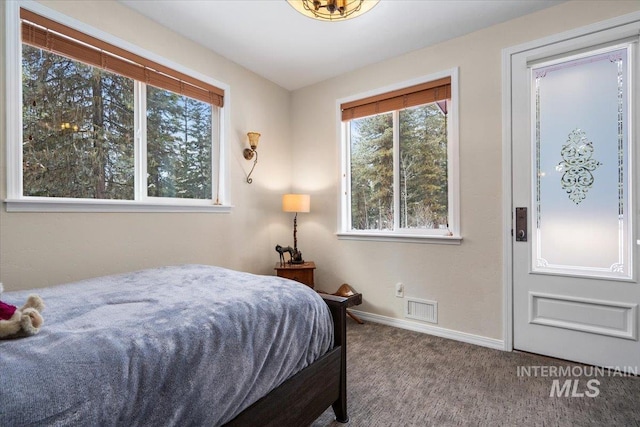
225,294,349,426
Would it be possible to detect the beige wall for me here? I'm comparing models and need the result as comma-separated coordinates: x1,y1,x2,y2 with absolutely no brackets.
291,1,640,340
2,0,639,342
0,0,294,289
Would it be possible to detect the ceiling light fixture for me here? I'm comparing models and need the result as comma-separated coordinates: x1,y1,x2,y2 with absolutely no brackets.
287,0,379,21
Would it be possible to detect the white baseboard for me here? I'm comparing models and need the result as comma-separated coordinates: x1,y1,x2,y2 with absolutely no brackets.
349,309,506,351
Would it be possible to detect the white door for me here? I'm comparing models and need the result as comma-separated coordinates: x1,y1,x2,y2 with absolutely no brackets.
511,20,640,370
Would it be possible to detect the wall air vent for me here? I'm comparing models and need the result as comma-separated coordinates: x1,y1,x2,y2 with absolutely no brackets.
405,298,438,323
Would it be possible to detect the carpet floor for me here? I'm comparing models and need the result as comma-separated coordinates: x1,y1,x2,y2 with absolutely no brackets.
312,321,640,426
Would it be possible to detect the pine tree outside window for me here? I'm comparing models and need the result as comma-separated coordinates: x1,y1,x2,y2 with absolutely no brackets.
339,71,460,243
22,45,136,200
5,4,229,212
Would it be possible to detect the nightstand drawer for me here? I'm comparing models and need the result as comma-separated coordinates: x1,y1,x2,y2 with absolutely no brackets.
274,261,316,288
278,269,314,287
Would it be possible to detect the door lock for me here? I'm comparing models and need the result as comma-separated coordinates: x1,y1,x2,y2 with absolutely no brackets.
515,207,527,242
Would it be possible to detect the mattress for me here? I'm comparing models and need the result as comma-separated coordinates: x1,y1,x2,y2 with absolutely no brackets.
0,264,334,426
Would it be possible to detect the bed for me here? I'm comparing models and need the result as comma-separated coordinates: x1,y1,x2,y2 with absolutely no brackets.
0,264,349,426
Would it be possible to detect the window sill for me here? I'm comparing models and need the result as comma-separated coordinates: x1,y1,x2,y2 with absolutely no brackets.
4,198,233,213
336,232,462,245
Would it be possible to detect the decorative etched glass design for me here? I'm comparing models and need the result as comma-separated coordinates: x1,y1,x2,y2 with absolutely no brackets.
557,129,602,204
531,46,632,279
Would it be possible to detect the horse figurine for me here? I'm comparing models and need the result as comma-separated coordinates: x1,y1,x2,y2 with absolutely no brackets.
275,244,294,266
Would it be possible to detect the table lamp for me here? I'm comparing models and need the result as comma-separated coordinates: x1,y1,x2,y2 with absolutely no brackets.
282,194,310,264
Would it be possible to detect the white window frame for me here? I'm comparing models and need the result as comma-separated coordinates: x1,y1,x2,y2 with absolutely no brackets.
337,68,461,244
4,0,231,213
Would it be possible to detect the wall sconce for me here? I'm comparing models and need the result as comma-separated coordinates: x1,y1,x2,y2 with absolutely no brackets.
243,132,261,184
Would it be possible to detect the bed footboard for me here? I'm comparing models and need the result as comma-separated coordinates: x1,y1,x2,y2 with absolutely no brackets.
224,294,349,426
321,293,349,423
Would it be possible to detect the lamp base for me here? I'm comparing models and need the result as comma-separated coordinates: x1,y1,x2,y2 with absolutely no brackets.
289,249,304,264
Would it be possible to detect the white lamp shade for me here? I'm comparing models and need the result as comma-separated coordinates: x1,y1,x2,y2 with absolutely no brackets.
282,194,310,213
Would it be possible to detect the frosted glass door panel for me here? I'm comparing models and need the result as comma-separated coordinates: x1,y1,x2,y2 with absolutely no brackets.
531,46,632,279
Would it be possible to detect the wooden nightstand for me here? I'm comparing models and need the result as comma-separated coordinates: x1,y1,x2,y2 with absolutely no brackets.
274,261,316,288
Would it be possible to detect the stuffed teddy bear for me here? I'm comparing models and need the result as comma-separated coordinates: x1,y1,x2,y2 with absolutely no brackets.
0,283,45,339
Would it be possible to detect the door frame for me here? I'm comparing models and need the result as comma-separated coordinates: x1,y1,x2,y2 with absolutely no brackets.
501,10,640,352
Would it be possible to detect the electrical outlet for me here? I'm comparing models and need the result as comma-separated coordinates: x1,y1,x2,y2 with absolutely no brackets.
395,282,404,298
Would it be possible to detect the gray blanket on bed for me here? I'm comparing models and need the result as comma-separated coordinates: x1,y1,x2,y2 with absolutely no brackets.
0,265,334,426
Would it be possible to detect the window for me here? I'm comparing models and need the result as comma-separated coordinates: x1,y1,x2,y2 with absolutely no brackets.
6,5,229,212
339,71,460,243
146,87,213,200
22,44,136,200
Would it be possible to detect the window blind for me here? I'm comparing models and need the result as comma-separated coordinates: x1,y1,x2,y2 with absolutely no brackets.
20,8,224,107
341,76,450,121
